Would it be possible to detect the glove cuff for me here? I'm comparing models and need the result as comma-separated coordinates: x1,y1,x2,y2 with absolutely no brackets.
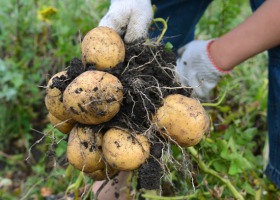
206,40,231,74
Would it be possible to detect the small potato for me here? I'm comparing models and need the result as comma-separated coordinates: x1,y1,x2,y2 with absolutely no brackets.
67,125,105,173
81,26,125,70
48,113,75,134
102,128,150,171
45,71,72,121
63,70,123,125
153,94,210,147
85,166,118,181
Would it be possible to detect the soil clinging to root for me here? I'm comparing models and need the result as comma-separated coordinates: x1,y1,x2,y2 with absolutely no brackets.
104,42,190,133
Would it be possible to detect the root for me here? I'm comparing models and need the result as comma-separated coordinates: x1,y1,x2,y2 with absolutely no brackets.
121,49,145,75
26,125,66,163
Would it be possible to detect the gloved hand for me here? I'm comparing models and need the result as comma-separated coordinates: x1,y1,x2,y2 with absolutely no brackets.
99,0,153,43
176,40,231,99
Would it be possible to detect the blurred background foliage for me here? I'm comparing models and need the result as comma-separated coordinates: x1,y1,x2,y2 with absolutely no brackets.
0,0,279,199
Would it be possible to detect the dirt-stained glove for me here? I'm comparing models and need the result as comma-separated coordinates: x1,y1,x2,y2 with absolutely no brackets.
176,40,230,99
99,0,153,43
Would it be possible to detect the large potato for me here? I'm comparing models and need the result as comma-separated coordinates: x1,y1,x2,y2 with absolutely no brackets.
153,94,210,147
45,71,72,121
63,70,123,125
81,26,125,70
102,128,150,171
48,113,75,134
67,125,105,173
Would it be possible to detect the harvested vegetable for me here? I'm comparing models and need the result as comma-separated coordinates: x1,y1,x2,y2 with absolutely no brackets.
153,94,210,147
67,125,105,173
81,26,125,70
47,113,75,134
63,70,123,125
45,71,72,121
102,128,150,171
85,166,118,181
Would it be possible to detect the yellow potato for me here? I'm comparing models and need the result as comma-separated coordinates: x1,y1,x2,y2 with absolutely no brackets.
153,94,210,147
63,70,123,125
102,128,150,171
67,125,105,173
45,71,72,121
48,113,75,134
81,26,125,70
85,166,118,181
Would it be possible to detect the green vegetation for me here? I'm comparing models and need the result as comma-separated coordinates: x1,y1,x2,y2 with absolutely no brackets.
0,0,279,199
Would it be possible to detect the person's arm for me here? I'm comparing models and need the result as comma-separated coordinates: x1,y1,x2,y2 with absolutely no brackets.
176,0,280,99
211,0,280,71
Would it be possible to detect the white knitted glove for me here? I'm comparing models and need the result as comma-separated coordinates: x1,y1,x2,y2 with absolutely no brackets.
176,40,230,99
99,0,153,43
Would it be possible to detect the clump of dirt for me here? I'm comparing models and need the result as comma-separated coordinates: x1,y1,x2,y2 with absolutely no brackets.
138,138,164,189
49,58,84,102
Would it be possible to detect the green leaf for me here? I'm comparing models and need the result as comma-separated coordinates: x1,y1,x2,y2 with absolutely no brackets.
164,42,173,52
228,158,243,175
212,160,228,173
242,181,256,196
228,154,253,175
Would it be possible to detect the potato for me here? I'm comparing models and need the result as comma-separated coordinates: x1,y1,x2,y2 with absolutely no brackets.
102,128,150,171
85,166,118,181
45,71,72,121
67,125,105,173
48,113,75,134
81,26,125,70
153,94,210,147
63,70,123,125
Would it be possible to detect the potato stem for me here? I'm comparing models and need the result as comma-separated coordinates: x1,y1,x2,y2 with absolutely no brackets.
65,164,74,178
152,18,168,45
141,192,210,199
66,171,84,197
201,86,227,107
187,147,245,200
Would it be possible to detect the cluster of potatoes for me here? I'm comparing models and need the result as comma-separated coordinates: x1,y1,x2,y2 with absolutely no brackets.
45,26,210,181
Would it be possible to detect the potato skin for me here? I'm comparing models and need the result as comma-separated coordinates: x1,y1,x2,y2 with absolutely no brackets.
81,26,125,70
63,70,123,125
45,71,72,121
48,113,75,134
85,166,118,181
67,125,105,173
102,128,150,171
153,94,210,147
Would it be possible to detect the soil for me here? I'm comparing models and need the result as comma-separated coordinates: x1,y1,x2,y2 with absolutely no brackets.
49,41,191,190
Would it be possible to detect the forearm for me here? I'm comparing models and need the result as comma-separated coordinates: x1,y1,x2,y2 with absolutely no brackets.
210,0,280,71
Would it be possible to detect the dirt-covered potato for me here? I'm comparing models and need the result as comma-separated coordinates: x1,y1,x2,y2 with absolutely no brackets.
153,94,210,147
102,128,150,171
85,166,118,181
81,26,125,70
67,125,105,173
63,70,123,125
45,71,72,121
48,113,75,134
